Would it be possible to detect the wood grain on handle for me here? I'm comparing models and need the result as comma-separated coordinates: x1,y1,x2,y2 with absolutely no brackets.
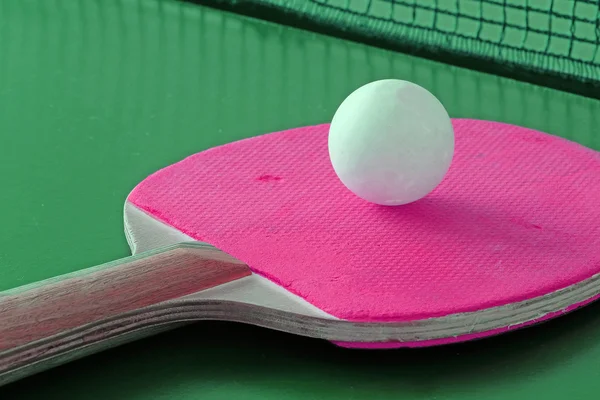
0,243,251,352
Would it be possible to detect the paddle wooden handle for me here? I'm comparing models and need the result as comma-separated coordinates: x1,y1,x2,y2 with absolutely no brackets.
0,243,251,357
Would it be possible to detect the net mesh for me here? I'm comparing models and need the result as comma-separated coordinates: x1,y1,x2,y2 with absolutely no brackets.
199,0,600,97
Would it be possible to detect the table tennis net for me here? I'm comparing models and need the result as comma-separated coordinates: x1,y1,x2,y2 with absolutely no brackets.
201,0,600,97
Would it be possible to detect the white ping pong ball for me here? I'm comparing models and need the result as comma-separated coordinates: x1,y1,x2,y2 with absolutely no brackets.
328,79,455,206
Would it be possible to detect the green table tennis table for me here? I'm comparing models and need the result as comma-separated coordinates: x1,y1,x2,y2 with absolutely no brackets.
1,0,600,398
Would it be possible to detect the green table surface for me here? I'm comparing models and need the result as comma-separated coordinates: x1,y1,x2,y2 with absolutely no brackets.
2,0,600,398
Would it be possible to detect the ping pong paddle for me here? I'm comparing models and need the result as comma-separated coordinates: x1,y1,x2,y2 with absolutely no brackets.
1,119,600,385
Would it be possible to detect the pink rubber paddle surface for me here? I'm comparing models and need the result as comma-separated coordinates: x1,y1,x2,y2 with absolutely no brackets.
129,119,600,325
